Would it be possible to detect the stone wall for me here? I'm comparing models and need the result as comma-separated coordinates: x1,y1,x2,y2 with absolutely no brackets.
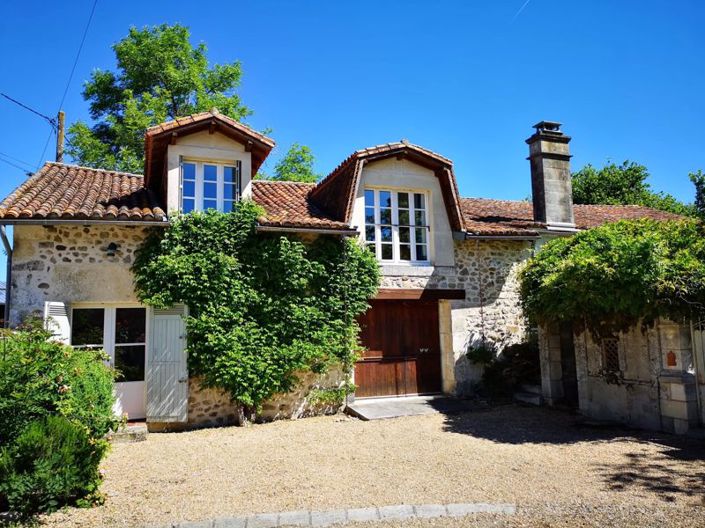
540,319,702,434
164,367,348,430
10,224,154,324
450,239,534,394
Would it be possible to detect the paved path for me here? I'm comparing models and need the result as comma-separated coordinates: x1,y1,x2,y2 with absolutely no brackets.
167,503,516,528
346,395,481,420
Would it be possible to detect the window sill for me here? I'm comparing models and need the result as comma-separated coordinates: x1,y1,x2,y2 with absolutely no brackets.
380,263,435,277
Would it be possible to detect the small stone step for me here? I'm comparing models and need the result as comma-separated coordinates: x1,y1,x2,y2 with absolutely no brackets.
107,423,148,443
513,391,542,406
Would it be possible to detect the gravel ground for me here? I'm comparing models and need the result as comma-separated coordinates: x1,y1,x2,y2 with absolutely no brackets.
41,405,705,528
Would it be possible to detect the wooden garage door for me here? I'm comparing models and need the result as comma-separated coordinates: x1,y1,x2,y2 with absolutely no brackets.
355,299,442,398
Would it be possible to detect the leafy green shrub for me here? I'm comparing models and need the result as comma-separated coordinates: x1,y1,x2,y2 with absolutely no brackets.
0,320,118,446
0,416,108,516
520,219,705,338
133,202,380,415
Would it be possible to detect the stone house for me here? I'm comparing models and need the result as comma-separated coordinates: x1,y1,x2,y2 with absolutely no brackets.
1,111,701,433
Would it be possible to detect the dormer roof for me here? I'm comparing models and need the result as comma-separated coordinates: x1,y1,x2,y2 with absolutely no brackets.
309,141,465,232
143,109,274,186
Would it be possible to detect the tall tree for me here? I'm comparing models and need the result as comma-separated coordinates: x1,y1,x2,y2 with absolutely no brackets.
270,143,319,183
571,161,693,216
66,24,251,174
690,170,705,219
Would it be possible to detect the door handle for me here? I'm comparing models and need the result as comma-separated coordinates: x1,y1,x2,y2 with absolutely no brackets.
419,348,430,355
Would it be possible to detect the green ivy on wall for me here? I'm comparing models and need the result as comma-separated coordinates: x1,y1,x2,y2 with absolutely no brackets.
132,202,380,414
520,219,705,338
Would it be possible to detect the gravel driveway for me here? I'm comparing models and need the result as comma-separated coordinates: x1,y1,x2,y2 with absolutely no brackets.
43,405,705,527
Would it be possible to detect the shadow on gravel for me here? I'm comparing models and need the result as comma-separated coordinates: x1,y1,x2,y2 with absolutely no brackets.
436,403,705,503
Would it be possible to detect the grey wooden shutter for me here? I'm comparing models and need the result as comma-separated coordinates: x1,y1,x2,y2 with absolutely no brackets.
43,301,71,344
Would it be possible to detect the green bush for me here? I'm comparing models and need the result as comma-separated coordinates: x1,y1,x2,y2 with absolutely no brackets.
0,416,108,516
133,203,380,414
478,338,540,398
520,219,705,338
0,320,118,446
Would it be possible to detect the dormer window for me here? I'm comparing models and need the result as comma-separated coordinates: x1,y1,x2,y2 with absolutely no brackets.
364,188,430,264
180,160,242,213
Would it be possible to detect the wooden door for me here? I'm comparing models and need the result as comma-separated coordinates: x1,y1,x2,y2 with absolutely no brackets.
146,306,188,422
355,300,442,398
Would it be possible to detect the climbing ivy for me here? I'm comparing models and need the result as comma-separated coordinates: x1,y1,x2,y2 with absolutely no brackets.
132,202,379,414
519,219,705,338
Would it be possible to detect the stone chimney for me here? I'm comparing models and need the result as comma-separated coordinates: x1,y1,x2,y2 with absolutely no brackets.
526,121,575,231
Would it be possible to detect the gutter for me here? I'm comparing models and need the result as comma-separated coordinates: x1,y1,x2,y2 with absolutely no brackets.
256,225,359,236
462,232,540,241
0,219,169,227
0,226,11,328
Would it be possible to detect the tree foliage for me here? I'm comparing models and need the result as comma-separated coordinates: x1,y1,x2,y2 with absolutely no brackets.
520,219,705,338
66,24,251,173
132,202,380,412
571,161,694,216
268,143,319,183
690,169,705,220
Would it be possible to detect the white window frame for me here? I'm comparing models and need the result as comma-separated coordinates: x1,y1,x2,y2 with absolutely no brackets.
363,187,431,265
180,159,242,213
70,304,149,382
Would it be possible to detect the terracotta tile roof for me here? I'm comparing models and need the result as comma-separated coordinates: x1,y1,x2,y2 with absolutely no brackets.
145,108,275,147
0,163,166,222
310,142,465,232
460,198,685,236
251,180,353,231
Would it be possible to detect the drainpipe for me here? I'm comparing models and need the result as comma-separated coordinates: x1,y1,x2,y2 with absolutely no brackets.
689,318,703,425
0,226,11,328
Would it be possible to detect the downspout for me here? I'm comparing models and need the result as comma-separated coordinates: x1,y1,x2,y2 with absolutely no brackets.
689,318,703,425
0,226,12,328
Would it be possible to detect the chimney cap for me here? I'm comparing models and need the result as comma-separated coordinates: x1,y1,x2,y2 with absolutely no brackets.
533,121,563,133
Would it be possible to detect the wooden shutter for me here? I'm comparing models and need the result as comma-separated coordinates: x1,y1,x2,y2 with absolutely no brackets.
146,305,188,422
43,301,70,344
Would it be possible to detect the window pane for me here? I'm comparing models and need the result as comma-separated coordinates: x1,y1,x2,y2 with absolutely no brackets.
224,183,236,200
365,226,375,241
183,180,195,198
415,227,427,243
72,309,104,347
416,245,428,261
380,191,392,208
364,190,375,207
204,182,217,199
224,166,237,183
414,193,425,209
115,308,146,344
399,227,410,243
204,164,217,181
365,207,375,225
398,192,409,208
400,244,411,261
223,200,234,213
381,226,392,242
380,209,392,224
398,210,410,226
415,210,426,226
381,244,393,260
183,162,196,180
204,199,217,210
182,199,195,213
115,345,145,382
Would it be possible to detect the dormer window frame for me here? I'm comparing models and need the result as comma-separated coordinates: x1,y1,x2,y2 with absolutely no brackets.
179,157,242,214
363,186,431,265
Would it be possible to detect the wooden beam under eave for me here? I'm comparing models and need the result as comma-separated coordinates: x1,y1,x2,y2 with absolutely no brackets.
209,120,216,134
245,140,253,152
170,132,178,145
375,288,465,301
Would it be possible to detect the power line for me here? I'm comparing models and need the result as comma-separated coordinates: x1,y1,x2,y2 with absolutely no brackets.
57,0,99,111
36,0,99,169
0,92,56,128
0,151,34,169
0,154,33,175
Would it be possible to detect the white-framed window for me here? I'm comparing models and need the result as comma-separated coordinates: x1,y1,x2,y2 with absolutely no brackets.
364,188,430,264
181,160,242,213
71,307,147,383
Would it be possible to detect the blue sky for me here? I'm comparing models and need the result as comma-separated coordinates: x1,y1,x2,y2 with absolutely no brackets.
0,1,703,279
